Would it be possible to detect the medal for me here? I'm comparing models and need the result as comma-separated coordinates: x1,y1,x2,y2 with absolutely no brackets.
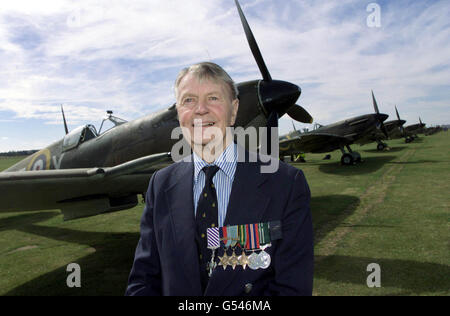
238,250,249,270
218,226,232,270
248,252,260,270
247,223,261,270
218,251,229,270
207,227,220,276
227,226,239,270
228,250,239,270
257,244,271,269
257,223,271,270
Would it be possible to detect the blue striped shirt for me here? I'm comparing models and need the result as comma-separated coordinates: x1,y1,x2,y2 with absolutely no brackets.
193,143,237,227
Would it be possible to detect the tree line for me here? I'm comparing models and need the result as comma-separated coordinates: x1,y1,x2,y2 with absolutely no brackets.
0,150,38,157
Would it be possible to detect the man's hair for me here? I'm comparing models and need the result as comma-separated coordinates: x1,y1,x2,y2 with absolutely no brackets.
174,62,239,101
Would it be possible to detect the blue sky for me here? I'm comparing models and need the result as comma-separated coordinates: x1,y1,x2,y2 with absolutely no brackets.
0,0,449,151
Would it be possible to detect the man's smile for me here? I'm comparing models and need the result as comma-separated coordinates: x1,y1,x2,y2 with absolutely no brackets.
192,121,216,127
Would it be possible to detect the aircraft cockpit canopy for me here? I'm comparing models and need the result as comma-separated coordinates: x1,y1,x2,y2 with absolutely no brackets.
313,123,323,130
62,124,98,152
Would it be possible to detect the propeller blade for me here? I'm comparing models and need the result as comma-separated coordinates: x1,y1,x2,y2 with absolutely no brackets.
395,105,401,121
61,105,69,135
371,91,387,138
419,117,423,125
372,90,380,114
234,0,272,82
286,105,313,124
267,110,279,129
266,110,278,155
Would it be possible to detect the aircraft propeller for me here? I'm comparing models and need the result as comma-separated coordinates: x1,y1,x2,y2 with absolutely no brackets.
61,105,69,135
395,105,405,135
234,0,312,154
371,90,389,139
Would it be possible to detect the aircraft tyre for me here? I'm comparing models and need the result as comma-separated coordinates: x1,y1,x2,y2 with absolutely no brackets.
341,153,354,166
377,143,385,151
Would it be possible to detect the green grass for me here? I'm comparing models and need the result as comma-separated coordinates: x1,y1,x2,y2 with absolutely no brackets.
0,134,449,295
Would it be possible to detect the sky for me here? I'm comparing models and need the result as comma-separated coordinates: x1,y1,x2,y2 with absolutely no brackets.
0,0,449,152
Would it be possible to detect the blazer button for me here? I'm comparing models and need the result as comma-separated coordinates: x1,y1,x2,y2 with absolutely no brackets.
244,283,253,294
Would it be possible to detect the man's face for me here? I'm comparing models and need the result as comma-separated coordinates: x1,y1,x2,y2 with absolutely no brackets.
176,72,239,148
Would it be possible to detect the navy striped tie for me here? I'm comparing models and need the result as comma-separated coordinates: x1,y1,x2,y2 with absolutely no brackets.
195,165,220,291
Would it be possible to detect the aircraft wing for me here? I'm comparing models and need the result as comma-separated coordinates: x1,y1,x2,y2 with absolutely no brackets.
0,152,172,220
280,133,353,154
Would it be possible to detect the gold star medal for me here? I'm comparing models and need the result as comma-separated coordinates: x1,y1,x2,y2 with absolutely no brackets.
238,251,249,270
229,250,239,270
218,251,229,270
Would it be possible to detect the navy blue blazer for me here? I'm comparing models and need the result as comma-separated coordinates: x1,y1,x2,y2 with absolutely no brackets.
125,151,313,296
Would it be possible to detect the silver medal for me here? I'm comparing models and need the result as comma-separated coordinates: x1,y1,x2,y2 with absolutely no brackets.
248,252,260,270
257,250,271,269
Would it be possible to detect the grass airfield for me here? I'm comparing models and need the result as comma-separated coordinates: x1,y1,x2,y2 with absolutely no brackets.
0,132,449,296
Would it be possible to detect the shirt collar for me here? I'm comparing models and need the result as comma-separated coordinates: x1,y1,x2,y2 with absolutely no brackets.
193,142,237,183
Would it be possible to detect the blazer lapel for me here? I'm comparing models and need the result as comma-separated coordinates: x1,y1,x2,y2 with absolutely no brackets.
224,160,270,226
165,160,203,295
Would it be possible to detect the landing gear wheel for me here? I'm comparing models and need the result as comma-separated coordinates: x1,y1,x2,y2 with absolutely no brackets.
341,153,354,165
377,143,385,151
405,137,411,143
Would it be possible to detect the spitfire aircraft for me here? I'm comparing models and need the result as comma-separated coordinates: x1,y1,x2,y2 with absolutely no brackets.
424,125,443,136
377,106,420,143
0,0,312,220
404,117,426,140
279,91,389,165
356,105,406,150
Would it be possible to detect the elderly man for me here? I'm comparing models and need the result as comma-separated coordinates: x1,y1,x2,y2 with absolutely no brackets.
125,62,313,296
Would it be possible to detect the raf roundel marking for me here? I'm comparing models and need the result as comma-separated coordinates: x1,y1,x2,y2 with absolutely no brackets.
27,149,51,171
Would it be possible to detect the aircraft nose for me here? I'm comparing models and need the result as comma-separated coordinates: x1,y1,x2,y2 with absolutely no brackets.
258,80,301,116
379,113,389,122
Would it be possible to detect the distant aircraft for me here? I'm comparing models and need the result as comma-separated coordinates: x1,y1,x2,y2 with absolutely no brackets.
404,117,426,140
356,105,406,150
0,0,312,220
424,126,442,136
279,91,389,165
380,106,421,143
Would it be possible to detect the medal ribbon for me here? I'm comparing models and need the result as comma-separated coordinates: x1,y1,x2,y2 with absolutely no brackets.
263,222,270,245
228,225,238,247
248,223,260,250
220,226,228,248
207,227,220,249
224,226,232,248
245,224,250,250
258,222,270,245
254,223,260,249
238,224,246,248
